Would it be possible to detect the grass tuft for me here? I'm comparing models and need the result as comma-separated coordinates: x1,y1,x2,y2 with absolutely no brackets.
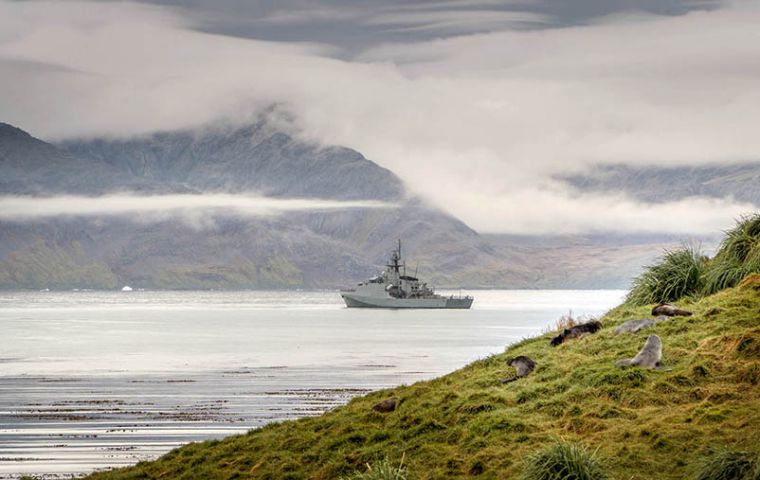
626,245,706,306
520,441,609,480
693,447,760,480
342,456,409,480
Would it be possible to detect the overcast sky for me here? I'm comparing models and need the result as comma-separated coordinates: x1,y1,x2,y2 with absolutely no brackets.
1,0,757,235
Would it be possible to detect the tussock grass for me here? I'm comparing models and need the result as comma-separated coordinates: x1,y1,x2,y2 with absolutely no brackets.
626,245,706,306
86,282,760,480
703,214,760,295
693,447,760,480
520,441,608,480
626,214,760,306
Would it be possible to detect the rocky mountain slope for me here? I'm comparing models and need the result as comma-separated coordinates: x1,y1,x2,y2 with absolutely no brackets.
0,123,160,194
61,121,404,201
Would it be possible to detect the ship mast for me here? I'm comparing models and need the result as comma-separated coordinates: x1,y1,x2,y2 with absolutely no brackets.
399,239,406,276
386,239,405,274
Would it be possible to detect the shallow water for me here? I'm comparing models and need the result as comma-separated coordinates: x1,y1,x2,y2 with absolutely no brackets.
0,289,625,478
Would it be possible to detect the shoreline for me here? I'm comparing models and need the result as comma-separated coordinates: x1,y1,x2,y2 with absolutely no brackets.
81,280,760,479
0,289,625,478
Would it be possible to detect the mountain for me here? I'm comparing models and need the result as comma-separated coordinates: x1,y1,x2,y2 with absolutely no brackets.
0,121,508,289
0,123,165,194
2,120,755,290
561,163,760,204
61,121,404,200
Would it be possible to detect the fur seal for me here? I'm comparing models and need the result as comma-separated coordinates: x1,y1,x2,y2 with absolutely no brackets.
550,320,603,347
616,335,662,368
372,397,398,413
615,316,669,335
651,303,692,317
500,355,536,384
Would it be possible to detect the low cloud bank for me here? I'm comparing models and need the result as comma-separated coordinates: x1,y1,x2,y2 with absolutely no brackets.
0,194,395,222
461,189,757,235
0,192,753,236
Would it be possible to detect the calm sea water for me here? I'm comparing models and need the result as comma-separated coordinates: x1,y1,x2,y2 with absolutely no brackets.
0,289,625,478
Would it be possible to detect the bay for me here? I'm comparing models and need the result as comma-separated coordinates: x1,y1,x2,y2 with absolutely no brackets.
0,289,625,478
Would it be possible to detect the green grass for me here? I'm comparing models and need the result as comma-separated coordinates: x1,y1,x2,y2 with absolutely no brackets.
519,441,608,480
86,275,760,480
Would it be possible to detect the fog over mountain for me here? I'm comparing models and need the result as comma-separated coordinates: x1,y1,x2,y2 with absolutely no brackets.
0,121,488,289
1,120,755,290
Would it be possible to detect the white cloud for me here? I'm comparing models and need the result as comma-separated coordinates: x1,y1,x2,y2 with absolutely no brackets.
0,1,758,235
0,191,750,236
452,188,757,235
0,194,395,224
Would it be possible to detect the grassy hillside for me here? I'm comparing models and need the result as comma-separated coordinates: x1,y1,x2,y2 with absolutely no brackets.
87,275,760,480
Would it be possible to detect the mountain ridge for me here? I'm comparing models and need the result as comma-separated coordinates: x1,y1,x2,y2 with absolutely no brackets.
59,121,405,201
561,163,760,204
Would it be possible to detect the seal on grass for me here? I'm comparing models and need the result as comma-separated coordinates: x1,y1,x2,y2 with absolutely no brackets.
550,320,603,346
615,316,669,335
372,397,398,413
500,355,536,384
616,335,662,369
651,303,692,317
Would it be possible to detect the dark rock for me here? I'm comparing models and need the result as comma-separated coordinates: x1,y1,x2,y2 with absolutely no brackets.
372,398,398,413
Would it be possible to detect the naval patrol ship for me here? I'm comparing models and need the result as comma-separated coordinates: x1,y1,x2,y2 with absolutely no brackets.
340,241,474,309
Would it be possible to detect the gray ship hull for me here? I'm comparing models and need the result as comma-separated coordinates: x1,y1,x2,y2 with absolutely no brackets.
341,292,473,309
